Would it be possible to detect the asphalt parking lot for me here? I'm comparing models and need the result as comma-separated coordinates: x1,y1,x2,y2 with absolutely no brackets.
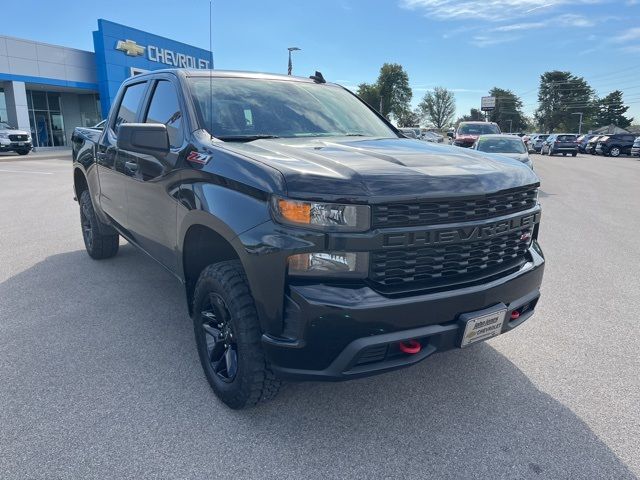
1,151,639,479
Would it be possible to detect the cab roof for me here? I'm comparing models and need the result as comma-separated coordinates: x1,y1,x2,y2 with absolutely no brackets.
133,68,332,85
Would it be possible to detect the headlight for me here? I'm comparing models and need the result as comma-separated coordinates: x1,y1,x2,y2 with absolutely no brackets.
288,252,369,278
271,196,370,232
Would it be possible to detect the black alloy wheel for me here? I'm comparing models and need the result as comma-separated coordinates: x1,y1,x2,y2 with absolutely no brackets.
78,190,119,259
200,293,238,383
192,261,281,409
80,199,94,251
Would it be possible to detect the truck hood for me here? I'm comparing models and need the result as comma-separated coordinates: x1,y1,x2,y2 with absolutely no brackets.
219,137,539,200
1,128,30,136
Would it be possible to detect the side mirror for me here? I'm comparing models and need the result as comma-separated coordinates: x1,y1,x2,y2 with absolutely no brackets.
447,132,454,138
117,123,169,159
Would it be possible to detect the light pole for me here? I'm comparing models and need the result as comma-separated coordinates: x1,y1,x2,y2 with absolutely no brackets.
572,112,583,135
287,47,301,75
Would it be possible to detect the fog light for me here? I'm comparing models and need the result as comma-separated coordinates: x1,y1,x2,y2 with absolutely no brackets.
287,252,369,278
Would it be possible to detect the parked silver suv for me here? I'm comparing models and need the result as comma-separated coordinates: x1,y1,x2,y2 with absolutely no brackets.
0,121,32,155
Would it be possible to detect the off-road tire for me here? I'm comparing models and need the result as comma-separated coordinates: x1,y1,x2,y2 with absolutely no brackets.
193,260,281,409
79,190,119,259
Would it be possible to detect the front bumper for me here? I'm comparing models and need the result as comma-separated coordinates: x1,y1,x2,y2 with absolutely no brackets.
263,243,544,381
0,141,32,152
631,146,640,157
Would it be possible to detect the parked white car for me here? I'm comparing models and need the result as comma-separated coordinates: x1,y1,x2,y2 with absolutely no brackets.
0,121,32,155
471,134,533,169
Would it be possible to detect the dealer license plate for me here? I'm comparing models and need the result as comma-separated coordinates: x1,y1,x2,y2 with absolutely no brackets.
460,309,507,347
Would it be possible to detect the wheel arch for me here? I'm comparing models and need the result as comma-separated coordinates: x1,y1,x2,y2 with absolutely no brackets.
180,214,245,317
73,167,89,199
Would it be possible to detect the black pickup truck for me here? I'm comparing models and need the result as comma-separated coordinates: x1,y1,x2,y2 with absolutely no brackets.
72,69,544,409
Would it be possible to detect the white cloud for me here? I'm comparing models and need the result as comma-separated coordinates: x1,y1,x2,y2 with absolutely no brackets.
612,27,640,43
556,13,594,27
472,35,519,47
492,22,544,32
400,0,597,22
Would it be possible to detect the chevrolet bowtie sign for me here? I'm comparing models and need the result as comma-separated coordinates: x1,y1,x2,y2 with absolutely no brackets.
115,39,211,69
115,39,145,56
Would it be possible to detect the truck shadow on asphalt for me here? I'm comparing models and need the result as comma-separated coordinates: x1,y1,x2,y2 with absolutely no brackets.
0,244,635,479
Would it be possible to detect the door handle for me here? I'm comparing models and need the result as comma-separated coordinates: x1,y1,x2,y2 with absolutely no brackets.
125,161,138,172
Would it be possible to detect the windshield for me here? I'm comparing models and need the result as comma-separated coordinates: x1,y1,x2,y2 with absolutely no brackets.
458,123,500,135
188,77,396,140
557,135,577,142
0,122,15,130
476,136,526,154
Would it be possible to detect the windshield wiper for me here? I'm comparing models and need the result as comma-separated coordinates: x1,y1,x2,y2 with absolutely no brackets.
216,134,280,142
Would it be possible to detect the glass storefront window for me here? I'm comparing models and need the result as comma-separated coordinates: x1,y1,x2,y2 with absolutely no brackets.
0,88,9,123
27,90,66,147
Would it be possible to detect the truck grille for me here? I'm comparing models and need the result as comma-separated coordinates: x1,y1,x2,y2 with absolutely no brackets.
372,186,538,228
8,134,28,141
369,228,532,292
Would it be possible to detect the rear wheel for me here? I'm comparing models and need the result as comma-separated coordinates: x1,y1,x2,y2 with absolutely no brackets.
79,190,119,259
572,152,577,157
17,149,30,155
609,146,621,157
193,260,281,409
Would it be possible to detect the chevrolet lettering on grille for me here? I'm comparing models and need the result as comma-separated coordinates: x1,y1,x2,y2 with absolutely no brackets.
382,212,541,248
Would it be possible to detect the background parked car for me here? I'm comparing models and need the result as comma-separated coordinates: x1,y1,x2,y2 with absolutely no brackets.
472,134,533,168
632,137,640,157
576,134,596,153
594,133,636,157
541,134,578,156
448,121,501,147
421,131,444,143
585,135,605,154
530,134,549,153
398,127,418,139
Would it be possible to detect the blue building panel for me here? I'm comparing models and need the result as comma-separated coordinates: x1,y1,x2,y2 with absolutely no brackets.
93,18,213,118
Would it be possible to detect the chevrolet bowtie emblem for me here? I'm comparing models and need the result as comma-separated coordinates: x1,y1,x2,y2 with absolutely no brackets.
115,39,145,57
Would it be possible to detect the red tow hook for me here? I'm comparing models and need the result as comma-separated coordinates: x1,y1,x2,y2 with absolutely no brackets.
510,310,521,320
399,339,421,354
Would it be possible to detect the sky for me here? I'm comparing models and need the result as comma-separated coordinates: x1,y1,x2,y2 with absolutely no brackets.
4,0,640,123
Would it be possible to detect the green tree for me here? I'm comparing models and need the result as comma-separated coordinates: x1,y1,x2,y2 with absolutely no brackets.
534,71,596,133
377,63,412,121
594,90,633,128
456,108,483,124
395,108,421,127
357,83,380,110
487,87,528,133
417,87,456,129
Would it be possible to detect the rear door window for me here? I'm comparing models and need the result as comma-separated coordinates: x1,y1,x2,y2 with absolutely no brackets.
112,82,147,134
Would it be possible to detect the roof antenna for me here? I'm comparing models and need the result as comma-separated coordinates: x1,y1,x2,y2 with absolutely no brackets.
309,71,326,84
209,0,213,142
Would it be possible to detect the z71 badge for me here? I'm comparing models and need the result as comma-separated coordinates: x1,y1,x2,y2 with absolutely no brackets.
186,151,212,165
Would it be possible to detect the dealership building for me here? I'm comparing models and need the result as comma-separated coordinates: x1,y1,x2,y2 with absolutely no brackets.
0,19,212,148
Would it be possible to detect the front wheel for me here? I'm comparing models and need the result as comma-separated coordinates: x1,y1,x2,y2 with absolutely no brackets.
572,152,577,157
17,149,30,155
79,190,119,259
609,146,621,157
193,260,281,409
